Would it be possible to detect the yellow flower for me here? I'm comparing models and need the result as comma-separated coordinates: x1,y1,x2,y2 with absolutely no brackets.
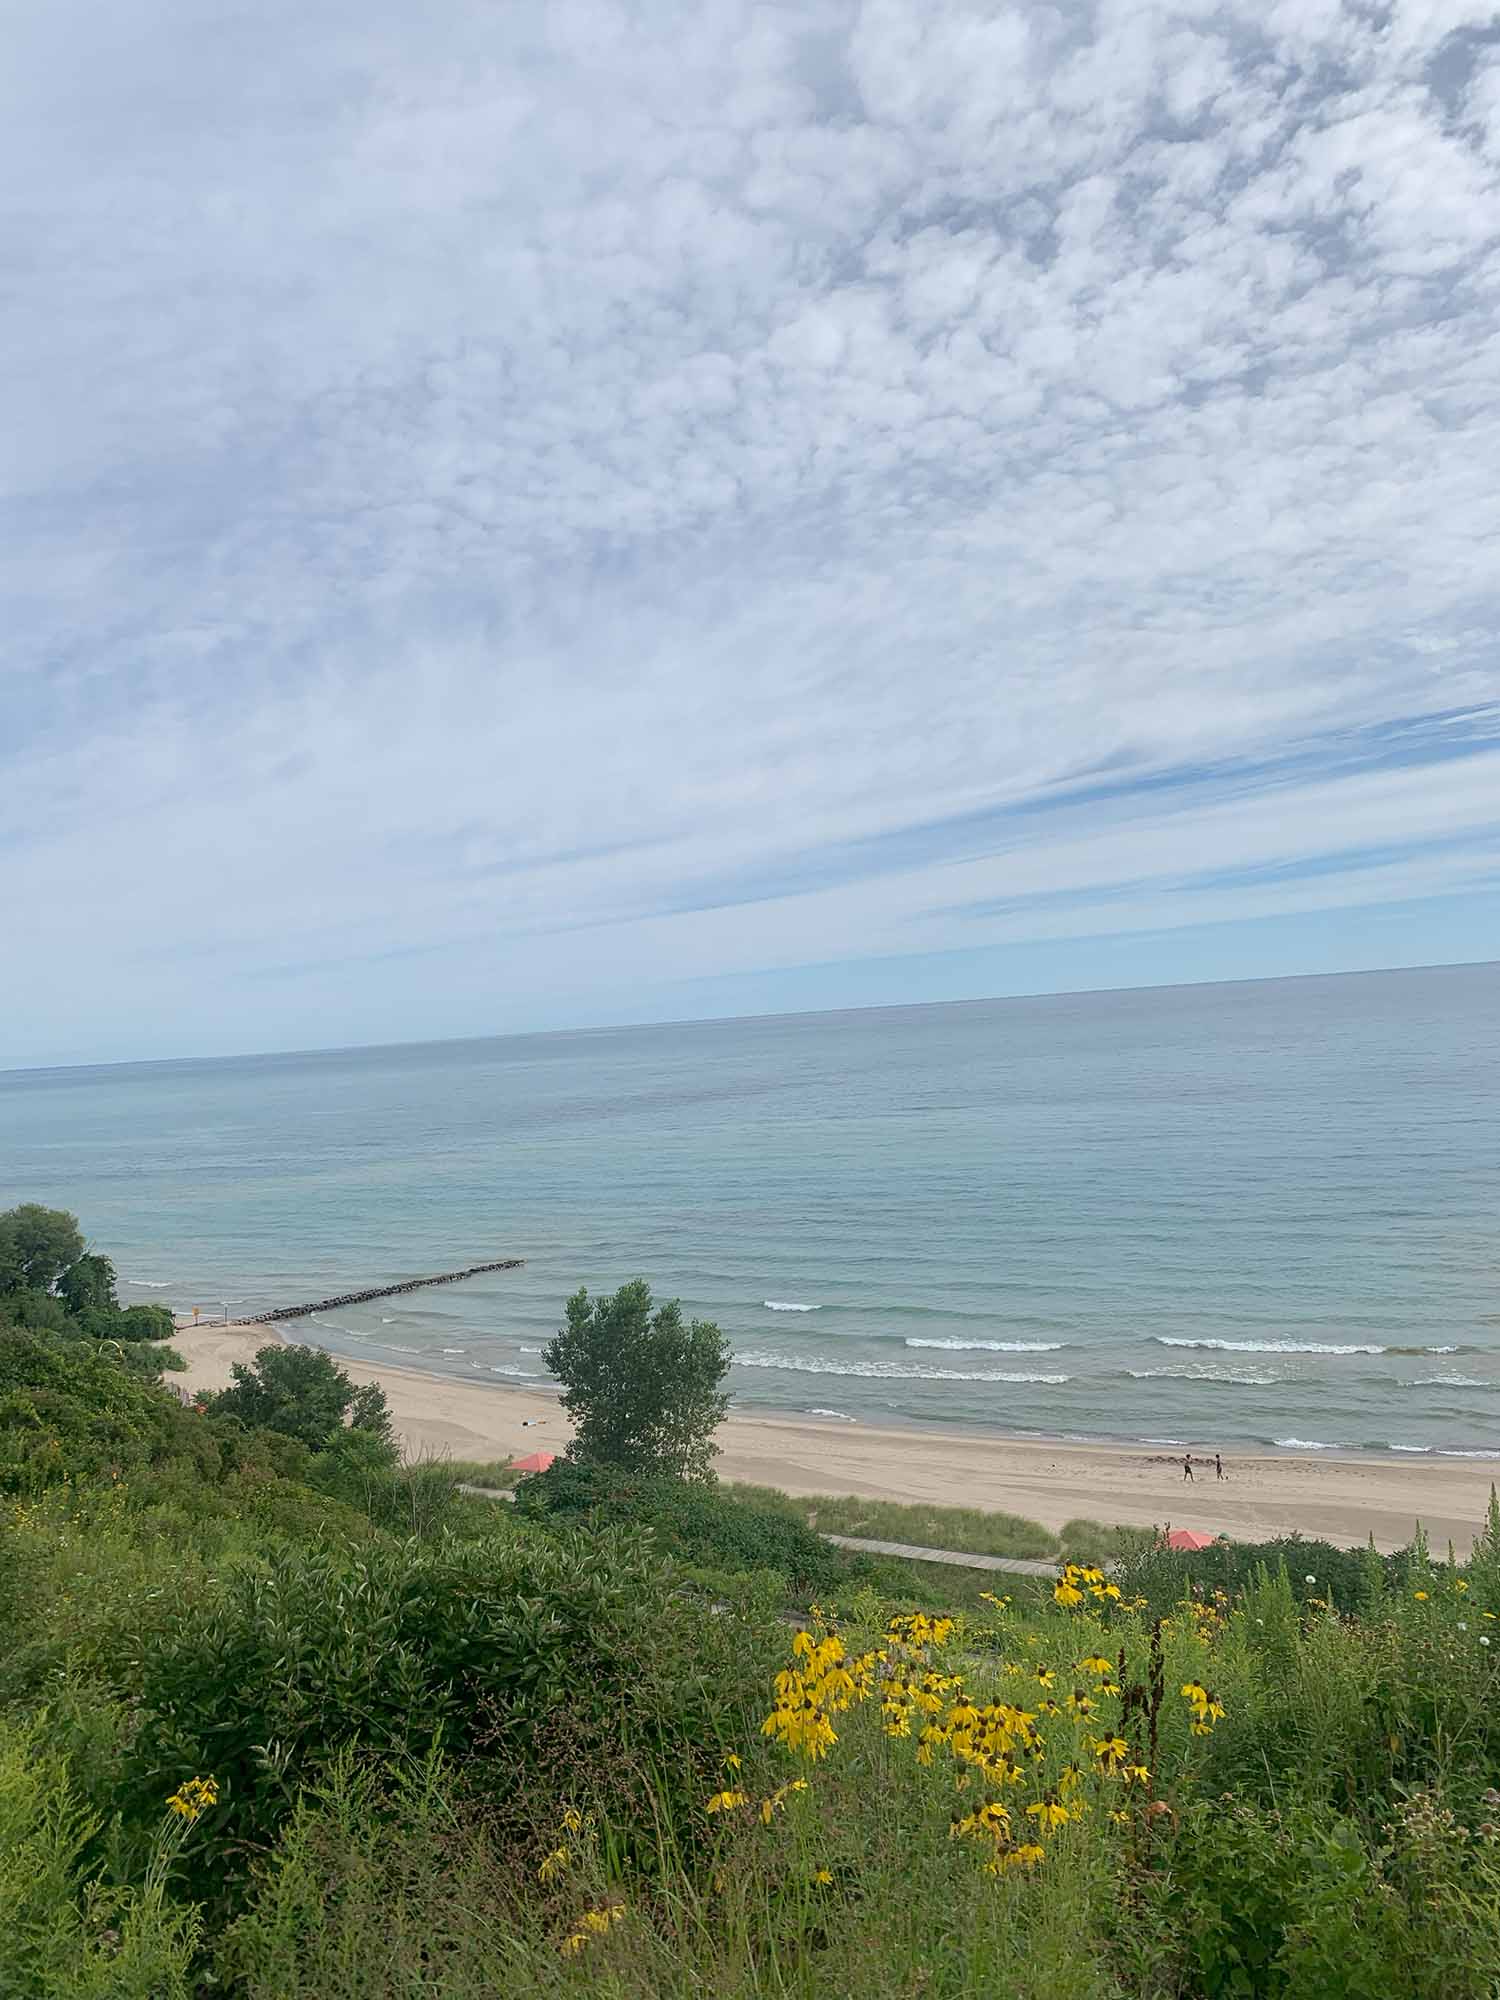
995,1842,1046,1871
538,1846,570,1883
1054,1581,1085,1608
812,1868,834,1885
1414,1590,1429,1602
1077,1656,1114,1676
1090,1735,1129,1774
706,1790,749,1813
724,1753,742,1770
164,1776,219,1824
560,1806,585,1835
1025,1799,1072,1829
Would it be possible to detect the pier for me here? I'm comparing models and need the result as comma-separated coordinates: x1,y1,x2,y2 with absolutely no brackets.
242,1258,525,1323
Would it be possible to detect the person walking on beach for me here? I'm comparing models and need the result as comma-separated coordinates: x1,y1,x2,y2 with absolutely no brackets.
1182,1452,1194,1482
1215,1452,1225,1481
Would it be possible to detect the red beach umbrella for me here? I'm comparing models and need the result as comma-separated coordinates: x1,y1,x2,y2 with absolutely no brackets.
1166,1528,1218,1551
512,1449,556,1474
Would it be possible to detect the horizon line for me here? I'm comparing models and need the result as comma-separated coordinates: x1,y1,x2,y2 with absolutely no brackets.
4,954,1497,1083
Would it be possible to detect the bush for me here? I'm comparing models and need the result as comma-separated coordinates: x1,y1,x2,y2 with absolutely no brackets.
0,1327,214,1493
516,1460,852,1595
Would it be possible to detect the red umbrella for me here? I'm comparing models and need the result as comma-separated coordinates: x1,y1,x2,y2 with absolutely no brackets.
512,1449,556,1474
1166,1528,1218,1551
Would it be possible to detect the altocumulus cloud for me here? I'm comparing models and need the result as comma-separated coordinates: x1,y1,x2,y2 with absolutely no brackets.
3,0,1500,1062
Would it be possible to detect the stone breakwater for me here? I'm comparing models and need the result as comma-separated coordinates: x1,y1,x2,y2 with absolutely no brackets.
241,1258,526,1323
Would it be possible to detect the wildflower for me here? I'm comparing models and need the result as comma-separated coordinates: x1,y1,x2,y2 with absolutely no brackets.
724,1754,741,1771
1124,1764,1151,1788
581,1905,625,1935
1034,1668,1055,1689
1076,1656,1114,1676
1459,1622,1468,1632
1482,1636,1492,1648
760,1778,809,1824
1305,1574,1317,1585
1414,1591,1429,1601
538,1846,570,1883
1090,1736,1129,1774
995,1842,1046,1871
706,1790,749,1813
164,1776,219,1824
1109,1809,1132,1825
1456,1580,1469,1593
812,1868,833,1885
1025,1799,1072,1830
1054,1580,1085,1609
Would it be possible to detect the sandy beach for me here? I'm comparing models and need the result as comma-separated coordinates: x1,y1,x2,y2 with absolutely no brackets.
171,1322,1499,1555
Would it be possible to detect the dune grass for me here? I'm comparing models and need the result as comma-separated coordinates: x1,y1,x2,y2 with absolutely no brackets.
439,1456,519,1490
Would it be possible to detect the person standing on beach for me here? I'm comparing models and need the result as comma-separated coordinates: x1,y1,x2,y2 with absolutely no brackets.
1215,1452,1225,1481
1183,1452,1194,1482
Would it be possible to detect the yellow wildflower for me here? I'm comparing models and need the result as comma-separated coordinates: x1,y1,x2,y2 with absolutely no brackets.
1414,1590,1429,1601
164,1776,219,1824
538,1846,570,1883
1025,1799,1072,1830
812,1867,833,1885
706,1790,749,1814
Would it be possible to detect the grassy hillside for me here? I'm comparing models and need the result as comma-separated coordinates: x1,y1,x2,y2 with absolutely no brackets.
4,1316,1500,1996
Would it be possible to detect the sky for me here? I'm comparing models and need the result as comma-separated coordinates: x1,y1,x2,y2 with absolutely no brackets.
4,0,1500,1068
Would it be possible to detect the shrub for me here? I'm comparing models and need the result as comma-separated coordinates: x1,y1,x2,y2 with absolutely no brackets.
516,1460,851,1594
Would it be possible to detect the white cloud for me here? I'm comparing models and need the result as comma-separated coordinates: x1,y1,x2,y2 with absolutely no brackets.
3,0,1500,1061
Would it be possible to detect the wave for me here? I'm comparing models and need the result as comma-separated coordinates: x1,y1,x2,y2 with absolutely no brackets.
733,1350,1068,1384
1406,1375,1489,1389
441,1347,466,1356
807,1407,858,1423
905,1337,1064,1353
764,1300,819,1312
123,1277,173,1288
1129,1366,1281,1387
1273,1436,1347,1450
520,1345,543,1354
488,1365,539,1379
1153,1337,1383,1356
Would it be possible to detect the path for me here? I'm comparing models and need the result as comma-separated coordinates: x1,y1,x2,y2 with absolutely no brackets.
455,1486,1059,1577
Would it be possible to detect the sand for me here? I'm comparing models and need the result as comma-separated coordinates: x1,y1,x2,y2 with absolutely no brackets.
171,1322,1499,1555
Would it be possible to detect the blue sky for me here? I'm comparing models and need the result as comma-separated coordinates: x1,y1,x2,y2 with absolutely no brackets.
4,0,1500,1066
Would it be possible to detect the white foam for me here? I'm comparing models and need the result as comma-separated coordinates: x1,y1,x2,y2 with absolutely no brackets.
807,1407,858,1423
123,1277,173,1288
441,1347,466,1355
734,1350,1068,1384
1129,1366,1280,1386
1273,1437,1347,1450
1408,1375,1487,1389
1154,1337,1384,1356
520,1345,543,1354
905,1337,1064,1353
764,1300,819,1312
1438,1448,1500,1459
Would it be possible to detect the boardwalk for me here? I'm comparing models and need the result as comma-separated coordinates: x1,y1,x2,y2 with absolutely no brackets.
454,1487,1059,1578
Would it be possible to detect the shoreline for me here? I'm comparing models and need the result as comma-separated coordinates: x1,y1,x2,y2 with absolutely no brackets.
172,1321,1499,1554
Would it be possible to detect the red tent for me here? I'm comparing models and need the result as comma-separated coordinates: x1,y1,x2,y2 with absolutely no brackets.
512,1449,556,1474
1166,1528,1218,1551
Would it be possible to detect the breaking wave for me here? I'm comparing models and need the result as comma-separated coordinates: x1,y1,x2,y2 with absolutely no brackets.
905,1337,1065,1353
764,1300,819,1312
734,1350,1068,1384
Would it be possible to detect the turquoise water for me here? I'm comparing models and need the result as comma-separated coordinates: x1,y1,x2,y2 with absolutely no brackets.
4,964,1499,1457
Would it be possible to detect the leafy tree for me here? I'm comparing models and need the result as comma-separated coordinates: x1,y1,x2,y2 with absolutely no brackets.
544,1279,731,1480
0,1289,72,1335
0,1205,85,1296
55,1251,118,1317
208,1343,396,1457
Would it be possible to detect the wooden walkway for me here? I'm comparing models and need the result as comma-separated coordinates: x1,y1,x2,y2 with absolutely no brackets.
454,1487,1058,1577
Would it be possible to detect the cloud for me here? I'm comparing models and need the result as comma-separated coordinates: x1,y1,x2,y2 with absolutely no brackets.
3,0,1500,1061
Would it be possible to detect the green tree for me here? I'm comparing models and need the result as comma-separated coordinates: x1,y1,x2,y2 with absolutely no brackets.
208,1344,395,1456
0,1205,85,1296
55,1251,118,1317
544,1279,731,1480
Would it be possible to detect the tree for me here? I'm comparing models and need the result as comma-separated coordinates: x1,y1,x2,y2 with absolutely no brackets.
0,1205,85,1296
56,1252,119,1318
208,1343,395,1457
544,1279,731,1481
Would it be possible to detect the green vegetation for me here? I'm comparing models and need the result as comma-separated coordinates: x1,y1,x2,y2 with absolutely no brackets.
204,1341,394,1452
545,1278,731,1479
4,1211,1500,1995
0,1204,181,1378
722,1481,1151,1566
